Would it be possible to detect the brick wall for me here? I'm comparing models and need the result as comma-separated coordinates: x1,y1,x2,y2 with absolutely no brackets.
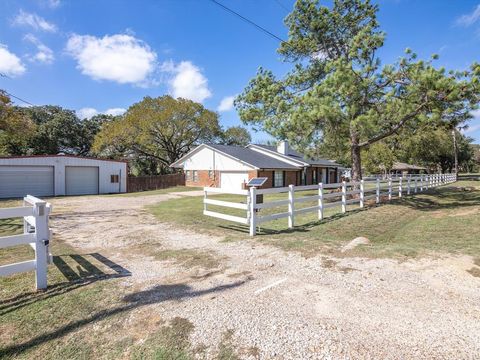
185,170,220,187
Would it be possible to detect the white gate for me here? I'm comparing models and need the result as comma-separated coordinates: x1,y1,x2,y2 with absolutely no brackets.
0,195,52,290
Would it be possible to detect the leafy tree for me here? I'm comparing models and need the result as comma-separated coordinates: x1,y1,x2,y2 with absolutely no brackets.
220,126,251,146
362,142,395,175
93,96,221,174
236,0,479,180
0,91,36,155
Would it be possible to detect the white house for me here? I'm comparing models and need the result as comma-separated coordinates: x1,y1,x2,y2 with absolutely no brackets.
0,155,127,198
171,141,342,190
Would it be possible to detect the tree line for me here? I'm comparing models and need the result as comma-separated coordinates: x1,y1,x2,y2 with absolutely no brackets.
0,93,251,175
235,0,480,178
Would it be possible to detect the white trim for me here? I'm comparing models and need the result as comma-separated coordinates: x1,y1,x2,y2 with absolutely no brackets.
247,144,309,166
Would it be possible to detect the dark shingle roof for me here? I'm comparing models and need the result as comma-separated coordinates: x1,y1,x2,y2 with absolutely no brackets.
252,144,340,167
208,144,299,169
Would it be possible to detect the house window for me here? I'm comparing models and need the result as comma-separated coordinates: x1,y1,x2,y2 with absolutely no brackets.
192,170,198,182
110,175,119,183
312,169,317,184
273,171,284,187
208,170,214,178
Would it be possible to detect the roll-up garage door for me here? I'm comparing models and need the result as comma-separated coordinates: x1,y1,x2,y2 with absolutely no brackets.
0,166,54,198
220,171,249,190
65,166,99,195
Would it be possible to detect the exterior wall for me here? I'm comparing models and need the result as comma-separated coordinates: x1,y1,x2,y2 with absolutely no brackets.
0,156,127,195
182,147,254,171
186,170,220,187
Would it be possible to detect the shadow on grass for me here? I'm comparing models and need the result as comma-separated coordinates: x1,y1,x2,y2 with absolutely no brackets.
0,280,247,358
218,207,371,236
0,253,131,317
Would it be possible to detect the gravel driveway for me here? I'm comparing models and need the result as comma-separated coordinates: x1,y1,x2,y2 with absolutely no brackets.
48,192,480,359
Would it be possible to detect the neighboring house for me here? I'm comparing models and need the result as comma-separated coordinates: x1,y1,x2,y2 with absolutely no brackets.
170,141,341,190
0,155,127,198
390,162,426,176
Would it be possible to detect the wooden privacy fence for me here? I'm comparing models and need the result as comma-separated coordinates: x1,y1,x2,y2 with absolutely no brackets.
127,173,185,193
203,173,457,236
0,195,52,289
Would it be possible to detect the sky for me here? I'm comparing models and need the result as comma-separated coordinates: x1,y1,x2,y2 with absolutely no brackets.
0,0,480,143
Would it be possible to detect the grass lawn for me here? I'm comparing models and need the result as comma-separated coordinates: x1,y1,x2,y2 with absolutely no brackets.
110,186,202,197
149,180,480,259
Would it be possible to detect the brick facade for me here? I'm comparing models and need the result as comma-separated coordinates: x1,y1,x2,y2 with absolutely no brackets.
185,167,338,188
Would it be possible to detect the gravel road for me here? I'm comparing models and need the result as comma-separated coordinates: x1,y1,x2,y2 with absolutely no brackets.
48,192,480,359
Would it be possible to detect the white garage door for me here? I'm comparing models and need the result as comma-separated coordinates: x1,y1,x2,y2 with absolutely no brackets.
220,171,249,190
0,166,54,199
65,166,99,195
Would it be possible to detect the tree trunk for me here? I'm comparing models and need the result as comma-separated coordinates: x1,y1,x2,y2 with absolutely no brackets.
452,128,458,175
351,134,362,181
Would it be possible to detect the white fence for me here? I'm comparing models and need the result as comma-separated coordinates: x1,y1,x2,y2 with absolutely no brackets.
0,195,52,289
203,173,457,236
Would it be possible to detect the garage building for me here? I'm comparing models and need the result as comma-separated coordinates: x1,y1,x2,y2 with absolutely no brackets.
0,155,127,198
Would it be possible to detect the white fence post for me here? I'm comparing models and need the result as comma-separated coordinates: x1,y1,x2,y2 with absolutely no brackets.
360,180,364,208
341,181,347,213
288,184,295,228
407,176,411,195
388,179,392,201
318,183,324,220
414,177,418,193
33,200,49,290
249,187,257,236
398,177,403,198
376,178,380,204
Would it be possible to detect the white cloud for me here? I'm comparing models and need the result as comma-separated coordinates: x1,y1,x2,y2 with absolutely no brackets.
66,33,157,85
46,0,61,8
162,61,211,103
462,109,480,134
217,95,235,112
24,34,54,64
456,4,480,27
12,10,57,32
76,107,126,120
104,107,127,116
0,45,26,77
76,108,98,120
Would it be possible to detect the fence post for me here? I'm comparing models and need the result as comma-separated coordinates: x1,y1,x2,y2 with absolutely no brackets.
318,183,324,220
360,180,364,208
203,189,208,213
288,184,295,228
376,178,380,204
398,177,403,198
33,200,49,290
414,177,418,193
249,187,257,236
407,176,411,195
341,181,347,213
388,178,392,201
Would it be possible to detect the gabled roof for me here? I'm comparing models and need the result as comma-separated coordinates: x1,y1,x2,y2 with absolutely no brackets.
249,144,341,167
170,144,299,169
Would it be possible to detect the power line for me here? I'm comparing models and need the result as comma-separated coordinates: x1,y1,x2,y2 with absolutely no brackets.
2,90,35,106
208,0,286,44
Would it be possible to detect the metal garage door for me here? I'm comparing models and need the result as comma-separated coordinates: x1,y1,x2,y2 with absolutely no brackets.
65,166,99,195
220,171,249,190
0,166,54,198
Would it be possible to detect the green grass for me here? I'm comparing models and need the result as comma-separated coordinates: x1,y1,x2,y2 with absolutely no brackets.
149,180,480,259
111,186,201,197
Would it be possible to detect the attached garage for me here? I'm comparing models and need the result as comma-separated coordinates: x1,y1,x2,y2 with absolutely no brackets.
0,166,54,198
220,171,249,190
0,155,127,198
65,166,99,195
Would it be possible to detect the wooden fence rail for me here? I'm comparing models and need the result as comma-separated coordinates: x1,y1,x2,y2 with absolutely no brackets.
127,173,185,193
203,173,457,236
0,195,52,289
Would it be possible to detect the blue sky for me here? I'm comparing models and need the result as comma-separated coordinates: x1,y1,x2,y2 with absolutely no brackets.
1,0,480,143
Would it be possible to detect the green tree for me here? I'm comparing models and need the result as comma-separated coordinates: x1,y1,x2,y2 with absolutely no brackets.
236,0,479,180
0,91,36,155
220,126,252,146
362,142,395,175
93,96,221,174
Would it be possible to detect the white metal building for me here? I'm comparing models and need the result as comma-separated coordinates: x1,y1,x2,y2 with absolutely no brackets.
0,155,127,198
